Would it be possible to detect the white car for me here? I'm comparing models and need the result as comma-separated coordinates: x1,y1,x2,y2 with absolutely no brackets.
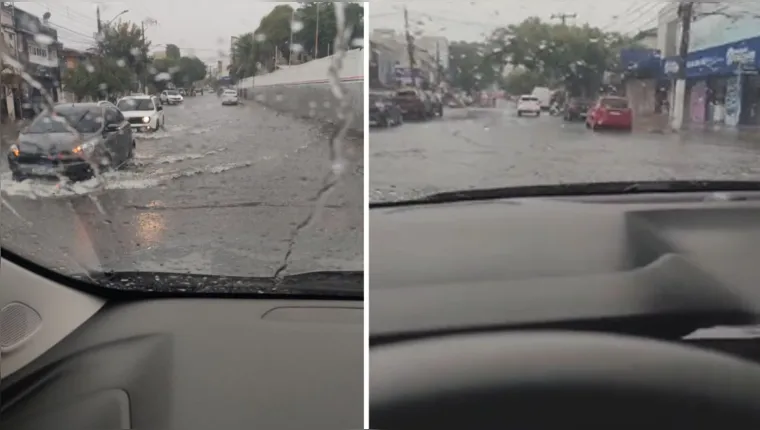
116,95,165,132
161,90,183,105
517,95,542,117
221,89,239,106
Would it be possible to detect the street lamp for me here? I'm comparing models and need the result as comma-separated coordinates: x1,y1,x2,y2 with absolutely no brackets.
106,9,129,27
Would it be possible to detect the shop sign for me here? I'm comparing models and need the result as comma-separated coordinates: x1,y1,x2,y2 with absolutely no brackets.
664,60,680,74
726,46,756,66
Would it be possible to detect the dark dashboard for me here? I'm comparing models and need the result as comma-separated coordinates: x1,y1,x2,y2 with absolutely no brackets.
369,191,760,429
1,298,363,430
370,192,760,342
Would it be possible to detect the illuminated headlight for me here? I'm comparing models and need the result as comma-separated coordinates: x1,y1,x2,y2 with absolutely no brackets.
72,140,97,156
9,144,20,157
142,116,151,123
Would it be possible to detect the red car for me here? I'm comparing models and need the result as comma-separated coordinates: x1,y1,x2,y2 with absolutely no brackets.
586,96,633,131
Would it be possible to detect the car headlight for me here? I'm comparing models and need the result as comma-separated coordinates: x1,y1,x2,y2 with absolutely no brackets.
72,140,97,156
375,102,385,110
142,116,151,123
9,144,20,157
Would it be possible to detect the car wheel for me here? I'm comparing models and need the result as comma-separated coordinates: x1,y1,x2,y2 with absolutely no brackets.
154,120,160,132
11,172,26,182
397,114,404,126
517,111,522,117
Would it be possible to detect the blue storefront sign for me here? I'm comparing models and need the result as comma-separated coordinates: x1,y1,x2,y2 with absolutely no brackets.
663,36,760,79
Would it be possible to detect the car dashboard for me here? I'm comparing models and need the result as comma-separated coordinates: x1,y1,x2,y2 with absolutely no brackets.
370,191,760,347
1,259,363,430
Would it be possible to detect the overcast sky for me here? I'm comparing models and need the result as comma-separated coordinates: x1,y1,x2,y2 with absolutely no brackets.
16,1,299,64
370,0,664,42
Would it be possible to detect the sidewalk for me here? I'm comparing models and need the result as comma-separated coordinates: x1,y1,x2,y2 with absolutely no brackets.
634,114,760,141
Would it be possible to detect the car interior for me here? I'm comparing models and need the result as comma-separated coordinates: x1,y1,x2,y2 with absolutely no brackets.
369,187,760,429
0,250,363,430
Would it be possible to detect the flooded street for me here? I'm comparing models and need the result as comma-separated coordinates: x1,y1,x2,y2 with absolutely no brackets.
370,103,760,203
2,94,363,279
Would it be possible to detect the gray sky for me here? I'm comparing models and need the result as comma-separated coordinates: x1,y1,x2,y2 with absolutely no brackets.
17,1,299,64
370,0,663,42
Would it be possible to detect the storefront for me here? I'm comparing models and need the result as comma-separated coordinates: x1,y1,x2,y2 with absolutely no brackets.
666,35,760,127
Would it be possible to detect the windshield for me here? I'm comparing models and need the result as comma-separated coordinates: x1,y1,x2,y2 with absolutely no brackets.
117,98,155,111
25,107,103,134
2,2,364,294
369,2,760,204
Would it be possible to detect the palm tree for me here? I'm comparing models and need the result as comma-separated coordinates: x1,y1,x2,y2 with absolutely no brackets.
230,33,259,79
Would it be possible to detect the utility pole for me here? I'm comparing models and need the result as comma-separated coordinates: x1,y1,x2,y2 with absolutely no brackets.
435,41,441,87
314,3,320,59
404,6,416,87
671,1,693,130
288,8,295,65
96,5,101,33
551,13,577,25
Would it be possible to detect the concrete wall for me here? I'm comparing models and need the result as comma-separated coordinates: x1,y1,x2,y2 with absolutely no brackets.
239,49,363,133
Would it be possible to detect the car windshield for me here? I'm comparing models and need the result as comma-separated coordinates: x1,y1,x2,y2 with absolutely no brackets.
117,98,155,111
369,3,760,204
2,2,364,295
25,107,103,134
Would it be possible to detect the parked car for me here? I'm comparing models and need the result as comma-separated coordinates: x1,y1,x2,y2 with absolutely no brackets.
370,93,403,127
221,89,240,106
7,102,135,181
516,95,542,117
160,90,183,105
116,95,165,132
563,98,592,121
393,88,433,120
586,96,633,131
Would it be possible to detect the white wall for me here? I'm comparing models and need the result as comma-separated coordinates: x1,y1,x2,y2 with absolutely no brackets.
239,49,363,133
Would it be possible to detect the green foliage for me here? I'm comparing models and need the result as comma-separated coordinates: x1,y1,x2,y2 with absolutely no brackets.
447,17,640,97
228,2,364,80
62,56,134,100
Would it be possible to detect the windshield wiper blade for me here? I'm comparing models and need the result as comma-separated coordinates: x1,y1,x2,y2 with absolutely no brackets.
370,180,760,208
89,270,363,298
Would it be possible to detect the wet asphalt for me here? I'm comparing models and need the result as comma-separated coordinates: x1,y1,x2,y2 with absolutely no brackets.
370,102,760,203
1,95,364,278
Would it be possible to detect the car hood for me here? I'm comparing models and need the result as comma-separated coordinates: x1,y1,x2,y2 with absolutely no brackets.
121,110,156,118
17,132,99,153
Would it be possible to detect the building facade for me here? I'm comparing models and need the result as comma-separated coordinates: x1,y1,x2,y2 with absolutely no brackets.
370,29,442,90
658,3,760,127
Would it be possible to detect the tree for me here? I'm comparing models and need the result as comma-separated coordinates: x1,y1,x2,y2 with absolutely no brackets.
486,18,638,97
296,2,364,61
97,21,151,89
448,41,499,93
62,56,134,100
229,33,259,79
502,68,546,95
165,44,181,60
